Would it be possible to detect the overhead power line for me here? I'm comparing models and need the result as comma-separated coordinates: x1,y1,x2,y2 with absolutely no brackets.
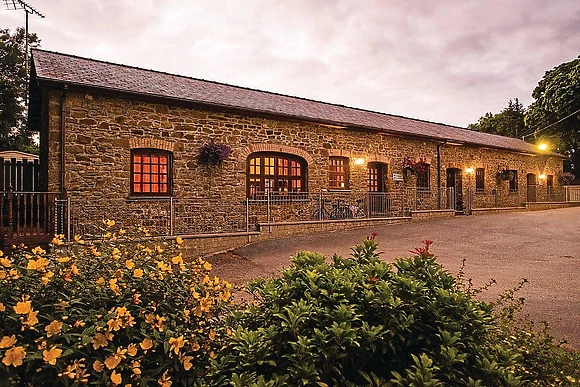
521,106,580,140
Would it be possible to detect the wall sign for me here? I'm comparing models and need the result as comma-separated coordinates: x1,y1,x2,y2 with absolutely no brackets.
392,173,404,181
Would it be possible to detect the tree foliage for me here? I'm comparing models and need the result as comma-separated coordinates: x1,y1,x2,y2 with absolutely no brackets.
0,27,40,153
525,56,580,174
467,98,526,139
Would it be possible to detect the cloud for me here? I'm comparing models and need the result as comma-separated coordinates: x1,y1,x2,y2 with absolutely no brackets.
1,0,579,127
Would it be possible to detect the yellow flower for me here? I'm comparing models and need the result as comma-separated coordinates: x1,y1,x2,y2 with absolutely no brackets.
96,277,105,286
140,338,153,350
203,261,212,271
109,278,119,293
111,248,121,260
107,318,123,332
31,246,46,255
158,371,172,387
125,260,135,269
27,257,49,271
57,256,71,263
92,359,104,372
73,235,85,244
91,247,102,257
0,335,17,349
104,348,126,370
13,300,31,315
168,336,185,355
133,268,143,278
175,236,183,245
51,235,64,246
127,344,137,356
0,302,5,312
42,346,62,365
0,257,11,267
155,245,164,253
8,269,19,279
208,330,216,341
45,320,63,337
157,261,169,272
70,264,79,276
24,310,39,327
110,370,122,385
103,219,116,228
2,346,26,367
133,293,141,304
183,356,193,371
119,229,126,235
41,271,54,285
132,360,141,375
171,254,183,265
92,332,113,350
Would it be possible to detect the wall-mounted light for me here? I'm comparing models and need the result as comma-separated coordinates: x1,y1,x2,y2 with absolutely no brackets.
539,174,546,179
465,167,475,174
538,143,549,151
354,158,365,166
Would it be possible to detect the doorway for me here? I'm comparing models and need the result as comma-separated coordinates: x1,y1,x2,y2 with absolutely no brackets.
446,168,463,210
368,163,389,215
527,173,537,202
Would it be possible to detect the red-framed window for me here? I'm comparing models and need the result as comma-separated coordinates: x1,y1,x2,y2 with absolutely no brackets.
416,164,430,190
329,157,349,189
247,152,307,196
131,149,172,196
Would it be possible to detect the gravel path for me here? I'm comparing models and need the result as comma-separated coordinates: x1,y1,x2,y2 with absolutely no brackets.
208,207,580,349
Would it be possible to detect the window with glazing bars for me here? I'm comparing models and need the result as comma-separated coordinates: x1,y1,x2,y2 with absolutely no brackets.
131,149,172,196
329,157,349,189
247,152,307,196
476,168,485,192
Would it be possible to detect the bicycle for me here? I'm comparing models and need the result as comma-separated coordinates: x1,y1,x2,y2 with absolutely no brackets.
329,199,352,220
349,198,366,218
311,198,333,220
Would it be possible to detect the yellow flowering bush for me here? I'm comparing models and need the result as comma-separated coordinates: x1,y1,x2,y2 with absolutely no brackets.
0,222,233,386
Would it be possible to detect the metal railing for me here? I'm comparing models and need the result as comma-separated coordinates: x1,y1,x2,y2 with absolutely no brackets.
565,185,580,202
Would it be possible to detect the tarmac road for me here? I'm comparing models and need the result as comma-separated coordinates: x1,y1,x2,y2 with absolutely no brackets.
208,207,580,349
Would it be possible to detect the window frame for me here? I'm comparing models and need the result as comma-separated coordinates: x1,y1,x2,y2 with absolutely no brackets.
475,168,485,193
130,148,173,197
246,152,307,197
509,170,518,192
547,175,554,195
416,164,431,191
329,156,350,190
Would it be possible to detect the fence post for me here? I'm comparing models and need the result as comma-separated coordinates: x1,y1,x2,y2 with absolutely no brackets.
366,193,370,218
267,191,271,233
246,198,250,242
169,197,174,236
465,188,472,215
7,187,13,237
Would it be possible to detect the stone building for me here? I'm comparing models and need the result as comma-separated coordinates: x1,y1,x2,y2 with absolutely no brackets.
28,49,566,250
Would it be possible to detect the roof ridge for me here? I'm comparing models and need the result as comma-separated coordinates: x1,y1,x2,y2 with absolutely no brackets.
31,48,469,131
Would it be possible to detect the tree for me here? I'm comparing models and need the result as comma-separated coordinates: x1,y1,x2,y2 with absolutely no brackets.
525,56,580,174
0,27,40,153
468,98,526,138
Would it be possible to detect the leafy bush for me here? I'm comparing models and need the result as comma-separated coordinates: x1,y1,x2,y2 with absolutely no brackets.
0,222,233,386
213,237,524,386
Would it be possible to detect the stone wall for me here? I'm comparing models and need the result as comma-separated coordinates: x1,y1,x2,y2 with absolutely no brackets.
41,88,565,235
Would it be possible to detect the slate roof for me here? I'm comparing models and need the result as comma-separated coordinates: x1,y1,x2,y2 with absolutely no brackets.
31,49,555,156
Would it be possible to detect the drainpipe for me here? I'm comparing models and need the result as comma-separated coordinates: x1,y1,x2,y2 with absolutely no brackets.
436,142,442,209
60,85,68,194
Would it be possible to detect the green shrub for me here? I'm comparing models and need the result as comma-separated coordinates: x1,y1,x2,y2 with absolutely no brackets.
213,236,524,386
0,222,233,386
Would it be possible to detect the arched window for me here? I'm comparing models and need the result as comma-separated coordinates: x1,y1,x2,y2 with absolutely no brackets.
131,149,172,196
247,152,307,196
329,156,349,189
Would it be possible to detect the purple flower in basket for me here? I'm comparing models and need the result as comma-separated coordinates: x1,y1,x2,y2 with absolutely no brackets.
198,141,232,166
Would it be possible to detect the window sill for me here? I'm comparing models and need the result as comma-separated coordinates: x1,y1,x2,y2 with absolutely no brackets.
326,189,352,193
126,196,174,201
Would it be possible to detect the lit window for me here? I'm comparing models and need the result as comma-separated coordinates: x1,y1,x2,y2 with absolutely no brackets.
329,157,349,189
131,149,172,196
247,152,307,196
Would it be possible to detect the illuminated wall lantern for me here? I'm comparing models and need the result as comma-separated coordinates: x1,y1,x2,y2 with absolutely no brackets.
354,158,365,166
539,174,546,179
465,167,475,174
538,143,549,151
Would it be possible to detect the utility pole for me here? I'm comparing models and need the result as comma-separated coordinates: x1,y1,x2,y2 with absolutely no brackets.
4,0,45,104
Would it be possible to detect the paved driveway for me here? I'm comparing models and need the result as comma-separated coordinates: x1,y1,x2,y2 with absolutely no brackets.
208,207,580,349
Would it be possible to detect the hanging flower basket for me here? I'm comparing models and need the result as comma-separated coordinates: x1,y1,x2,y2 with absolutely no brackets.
402,158,429,175
198,141,231,167
496,168,514,182
559,172,575,185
